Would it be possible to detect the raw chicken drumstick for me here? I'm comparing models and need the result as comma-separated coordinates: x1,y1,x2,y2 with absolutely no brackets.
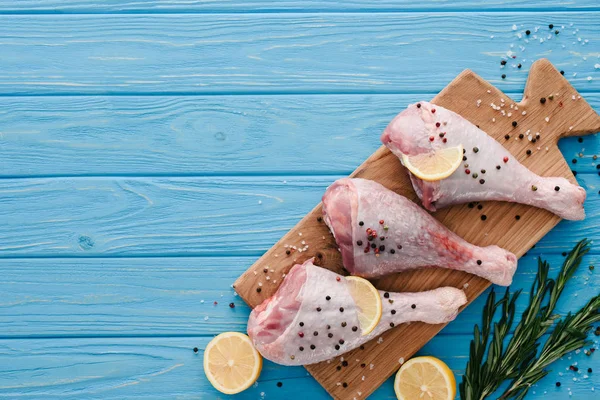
322,178,517,286
381,101,586,221
247,259,467,366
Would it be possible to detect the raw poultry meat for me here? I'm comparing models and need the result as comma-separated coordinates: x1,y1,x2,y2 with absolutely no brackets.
381,101,586,220
247,259,467,366
322,178,517,286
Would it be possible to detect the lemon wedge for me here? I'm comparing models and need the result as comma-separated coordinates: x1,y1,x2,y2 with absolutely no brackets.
394,356,456,400
345,276,382,336
401,145,463,181
204,332,262,395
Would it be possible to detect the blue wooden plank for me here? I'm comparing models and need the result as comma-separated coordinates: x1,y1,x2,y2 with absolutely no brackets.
0,175,599,257
0,333,597,399
0,252,597,338
0,0,598,13
0,13,597,95
0,94,599,178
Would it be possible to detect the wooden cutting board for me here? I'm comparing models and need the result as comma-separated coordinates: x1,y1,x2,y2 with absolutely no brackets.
234,59,600,399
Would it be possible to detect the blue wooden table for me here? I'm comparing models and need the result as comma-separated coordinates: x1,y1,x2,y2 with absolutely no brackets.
0,1,599,399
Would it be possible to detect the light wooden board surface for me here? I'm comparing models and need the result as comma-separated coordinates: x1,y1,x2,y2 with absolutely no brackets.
234,60,600,398
2,3,600,400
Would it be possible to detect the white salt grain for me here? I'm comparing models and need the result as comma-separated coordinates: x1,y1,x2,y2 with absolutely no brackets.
545,117,550,122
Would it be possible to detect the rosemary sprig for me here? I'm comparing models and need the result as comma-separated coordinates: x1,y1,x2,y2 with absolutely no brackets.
459,239,593,400
500,294,600,399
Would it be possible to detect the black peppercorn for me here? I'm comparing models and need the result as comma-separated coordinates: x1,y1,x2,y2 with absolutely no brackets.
512,121,517,127
477,260,482,265
519,133,524,139
502,74,506,79
193,347,199,353
384,292,390,298
496,165,501,170
505,134,510,139
526,30,531,35
515,215,520,220
540,97,546,104
560,70,565,75
500,60,507,66
526,150,532,155
555,186,560,191
326,295,331,301
411,304,416,309
481,215,487,221
310,344,316,350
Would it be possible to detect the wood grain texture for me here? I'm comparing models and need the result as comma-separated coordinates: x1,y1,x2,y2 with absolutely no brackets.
0,253,597,339
0,14,598,95
2,174,600,258
1,333,598,399
2,94,600,177
1,0,598,13
234,60,600,399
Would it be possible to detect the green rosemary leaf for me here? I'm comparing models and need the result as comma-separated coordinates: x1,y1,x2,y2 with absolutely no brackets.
460,239,592,400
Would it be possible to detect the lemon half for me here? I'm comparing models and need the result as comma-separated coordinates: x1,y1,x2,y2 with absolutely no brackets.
394,356,456,400
345,276,383,336
204,332,262,395
401,145,463,182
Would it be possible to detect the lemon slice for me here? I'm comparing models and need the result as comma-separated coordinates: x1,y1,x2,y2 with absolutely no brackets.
345,276,382,336
401,144,463,181
394,356,456,400
204,332,262,395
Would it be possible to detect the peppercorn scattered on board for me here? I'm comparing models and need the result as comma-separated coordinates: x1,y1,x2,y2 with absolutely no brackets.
234,59,600,400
